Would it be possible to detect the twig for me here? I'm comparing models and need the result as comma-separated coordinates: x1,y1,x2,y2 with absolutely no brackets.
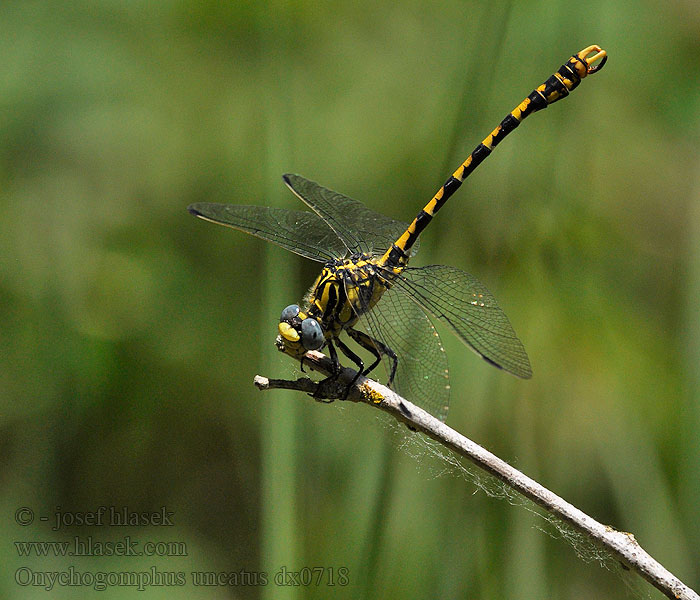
255,353,699,600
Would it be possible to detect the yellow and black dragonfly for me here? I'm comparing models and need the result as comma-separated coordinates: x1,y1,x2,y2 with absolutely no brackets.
189,45,607,422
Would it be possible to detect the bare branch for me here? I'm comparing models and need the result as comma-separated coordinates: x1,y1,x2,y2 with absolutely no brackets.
255,355,699,600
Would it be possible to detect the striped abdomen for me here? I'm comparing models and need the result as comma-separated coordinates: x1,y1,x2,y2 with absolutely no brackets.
380,45,607,269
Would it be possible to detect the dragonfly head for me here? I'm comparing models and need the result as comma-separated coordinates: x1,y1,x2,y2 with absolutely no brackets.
277,304,325,357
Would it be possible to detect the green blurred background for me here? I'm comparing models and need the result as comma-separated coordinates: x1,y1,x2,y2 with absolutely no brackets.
2,1,699,598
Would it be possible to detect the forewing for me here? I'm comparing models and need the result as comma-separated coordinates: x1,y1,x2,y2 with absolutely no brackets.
188,203,347,262
283,174,419,257
355,280,450,422
395,265,532,378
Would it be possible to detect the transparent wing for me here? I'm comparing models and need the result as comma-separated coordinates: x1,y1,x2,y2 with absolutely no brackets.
188,203,348,263
353,280,450,422
394,265,532,379
283,174,419,257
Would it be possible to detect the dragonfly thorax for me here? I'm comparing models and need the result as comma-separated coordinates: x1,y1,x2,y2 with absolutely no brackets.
277,253,401,359
309,253,396,331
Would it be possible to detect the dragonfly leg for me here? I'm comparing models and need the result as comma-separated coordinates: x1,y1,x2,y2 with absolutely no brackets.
347,328,398,387
312,339,344,403
347,328,412,423
334,335,364,392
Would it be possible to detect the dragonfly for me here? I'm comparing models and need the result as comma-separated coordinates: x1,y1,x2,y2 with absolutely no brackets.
189,45,607,422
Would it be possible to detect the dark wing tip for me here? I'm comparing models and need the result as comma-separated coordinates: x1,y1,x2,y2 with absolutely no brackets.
482,354,533,379
187,204,204,217
282,173,299,189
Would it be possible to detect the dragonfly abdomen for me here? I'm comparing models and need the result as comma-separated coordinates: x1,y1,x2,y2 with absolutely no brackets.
379,45,607,268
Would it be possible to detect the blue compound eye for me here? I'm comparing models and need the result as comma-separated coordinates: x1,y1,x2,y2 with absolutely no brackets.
280,304,300,322
300,318,324,350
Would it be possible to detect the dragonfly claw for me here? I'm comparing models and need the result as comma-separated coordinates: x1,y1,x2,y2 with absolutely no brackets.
577,45,607,75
